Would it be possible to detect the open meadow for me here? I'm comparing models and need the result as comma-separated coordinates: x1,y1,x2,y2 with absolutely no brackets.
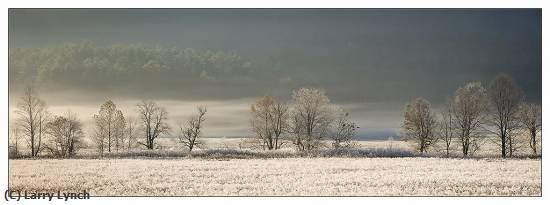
9,157,541,196
9,138,541,196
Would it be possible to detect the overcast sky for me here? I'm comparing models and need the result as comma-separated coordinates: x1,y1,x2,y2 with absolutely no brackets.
8,9,542,139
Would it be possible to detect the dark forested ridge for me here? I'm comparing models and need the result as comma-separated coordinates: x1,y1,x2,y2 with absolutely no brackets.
9,40,541,104
9,42,268,92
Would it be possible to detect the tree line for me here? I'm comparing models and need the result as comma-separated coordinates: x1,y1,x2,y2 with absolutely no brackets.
9,86,358,158
9,43,254,89
249,88,358,151
10,87,208,158
11,88,85,158
10,74,540,159
402,74,541,158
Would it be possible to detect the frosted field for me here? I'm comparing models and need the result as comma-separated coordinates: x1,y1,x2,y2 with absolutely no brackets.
9,158,540,196
132,137,542,158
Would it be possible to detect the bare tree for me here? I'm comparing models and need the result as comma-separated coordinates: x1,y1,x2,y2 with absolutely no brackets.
289,114,305,151
451,82,488,157
518,103,542,155
137,100,169,149
250,96,274,150
15,87,49,157
113,110,126,152
125,117,138,150
438,102,454,157
9,126,21,158
45,111,84,158
250,96,289,150
179,106,207,152
402,98,437,153
271,100,289,150
330,111,358,149
92,127,106,156
487,74,523,158
93,100,125,153
290,88,335,151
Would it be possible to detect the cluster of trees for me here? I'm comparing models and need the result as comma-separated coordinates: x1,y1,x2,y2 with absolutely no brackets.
402,74,542,158
91,100,141,156
93,100,127,154
93,100,207,154
11,87,84,158
250,88,358,151
45,112,84,158
11,86,354,157
9,77,539,158
9,42,254,89
10,87,209,158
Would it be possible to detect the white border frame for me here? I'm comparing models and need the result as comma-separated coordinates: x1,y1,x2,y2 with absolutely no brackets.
1,1,547,205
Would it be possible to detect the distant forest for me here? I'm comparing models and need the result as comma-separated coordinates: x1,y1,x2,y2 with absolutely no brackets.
9,42,269,90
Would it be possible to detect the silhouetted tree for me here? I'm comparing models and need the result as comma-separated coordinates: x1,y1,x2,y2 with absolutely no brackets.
487,74,523,158
518,103,542,155
452,82,488,157
15,87,50,157
330,112,358,149
137,100,169,149
179,106,207,152
45,111,83,158
438,101,455,157
402,98,437,153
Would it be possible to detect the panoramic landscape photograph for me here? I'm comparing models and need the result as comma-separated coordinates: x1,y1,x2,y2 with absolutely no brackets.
7,8,542,196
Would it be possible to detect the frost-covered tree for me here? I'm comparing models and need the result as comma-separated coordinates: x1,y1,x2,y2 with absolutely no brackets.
330,111,358,149
402,98,437,153
250,96,289,150
179,106,207,152
438,101,455,157
487,74,523,158
518,103,542,155
9,126,21,158
93,100,125,153
15,87,50,157
125,117,138,150
451,82,488,157
45,111,84,158
137,100,169,149
113,110,126,152
290,88,336,151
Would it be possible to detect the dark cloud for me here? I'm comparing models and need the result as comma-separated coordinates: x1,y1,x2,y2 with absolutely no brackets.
8,9,542,138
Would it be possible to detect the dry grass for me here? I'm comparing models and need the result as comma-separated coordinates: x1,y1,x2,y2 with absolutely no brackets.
9,158,540,196
12,137,541,159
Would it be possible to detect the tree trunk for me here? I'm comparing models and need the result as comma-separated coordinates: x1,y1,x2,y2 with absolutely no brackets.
500,133,506,158
462,138,469,157
531,129,537,155
508,135,513,157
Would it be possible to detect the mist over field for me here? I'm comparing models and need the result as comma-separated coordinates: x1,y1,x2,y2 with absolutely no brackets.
8,9,541,139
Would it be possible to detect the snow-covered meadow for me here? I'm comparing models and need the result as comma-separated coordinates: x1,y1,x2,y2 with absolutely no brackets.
9,157,541,196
